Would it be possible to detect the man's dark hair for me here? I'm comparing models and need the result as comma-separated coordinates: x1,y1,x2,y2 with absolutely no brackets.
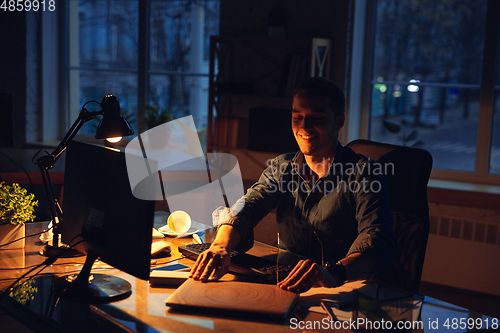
292,77,345,117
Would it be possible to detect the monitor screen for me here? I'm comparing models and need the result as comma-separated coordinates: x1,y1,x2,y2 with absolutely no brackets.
61,140,155,281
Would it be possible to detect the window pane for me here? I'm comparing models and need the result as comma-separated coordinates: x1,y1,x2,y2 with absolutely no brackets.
79,0,138,70
492,101,500,174
148,0,219,141
149,74,208,143
370,0,487,172
74,70,138,136
490,16,500,175
69,0,219,142
149,1,220,72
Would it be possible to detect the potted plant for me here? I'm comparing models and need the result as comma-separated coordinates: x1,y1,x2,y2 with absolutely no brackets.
0,182,38,249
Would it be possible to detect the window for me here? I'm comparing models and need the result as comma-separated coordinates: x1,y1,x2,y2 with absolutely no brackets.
67,0,219,142
361,0,500,184
492,17,500,176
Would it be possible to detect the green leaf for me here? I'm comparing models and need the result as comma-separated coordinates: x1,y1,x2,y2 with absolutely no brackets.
0,182,37,225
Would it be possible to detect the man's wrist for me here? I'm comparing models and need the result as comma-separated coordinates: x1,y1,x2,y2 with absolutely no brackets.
324,261,347,286
214,224,241,251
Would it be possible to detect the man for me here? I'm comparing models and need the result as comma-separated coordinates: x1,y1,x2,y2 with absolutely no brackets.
190,77,396,293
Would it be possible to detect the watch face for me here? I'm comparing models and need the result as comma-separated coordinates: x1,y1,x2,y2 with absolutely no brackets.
325,262,347,286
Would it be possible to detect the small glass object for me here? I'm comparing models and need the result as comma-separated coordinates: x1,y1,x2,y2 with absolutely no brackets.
353,284,414,331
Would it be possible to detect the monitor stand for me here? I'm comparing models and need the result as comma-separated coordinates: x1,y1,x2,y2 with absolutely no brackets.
56,251,132,303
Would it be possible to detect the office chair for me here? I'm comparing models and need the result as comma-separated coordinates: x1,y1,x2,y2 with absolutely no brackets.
346,139,433,294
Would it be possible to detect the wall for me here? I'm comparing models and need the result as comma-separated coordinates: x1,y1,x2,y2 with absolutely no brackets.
0,9,63,147
0,11,29,147
219,0,351,89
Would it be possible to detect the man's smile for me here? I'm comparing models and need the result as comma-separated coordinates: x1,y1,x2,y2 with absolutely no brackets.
299,133,317,140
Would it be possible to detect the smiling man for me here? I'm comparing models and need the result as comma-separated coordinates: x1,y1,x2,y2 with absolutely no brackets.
190,77,396,293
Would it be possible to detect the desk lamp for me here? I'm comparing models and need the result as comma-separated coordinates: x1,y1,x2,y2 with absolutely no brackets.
36,95,134,257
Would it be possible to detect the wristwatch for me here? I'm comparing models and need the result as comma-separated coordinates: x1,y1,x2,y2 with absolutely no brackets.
324,261,347,286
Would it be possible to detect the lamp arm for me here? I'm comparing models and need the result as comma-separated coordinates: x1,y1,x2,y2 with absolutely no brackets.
36,101,102,252
50,102,103,165
38,161,63,236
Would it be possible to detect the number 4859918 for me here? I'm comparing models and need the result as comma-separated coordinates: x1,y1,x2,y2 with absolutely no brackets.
443,317,498,330
1,0,56,11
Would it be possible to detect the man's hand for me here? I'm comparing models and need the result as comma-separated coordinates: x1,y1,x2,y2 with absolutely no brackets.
277,252,377,293
189,243,231,281
189,224,241,282
277,259,340,293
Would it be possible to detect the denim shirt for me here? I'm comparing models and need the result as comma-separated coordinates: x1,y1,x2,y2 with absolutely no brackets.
221,143,396,269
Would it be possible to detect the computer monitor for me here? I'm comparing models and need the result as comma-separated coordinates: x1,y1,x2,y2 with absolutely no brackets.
60,140,155,302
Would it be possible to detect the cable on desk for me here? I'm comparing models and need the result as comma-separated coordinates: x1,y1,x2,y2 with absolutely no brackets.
0,265,111,284
0,260,84,272
0,223,53,249
0,241,83,302
0,254,59,302
0,236,84,303
0,263,42,272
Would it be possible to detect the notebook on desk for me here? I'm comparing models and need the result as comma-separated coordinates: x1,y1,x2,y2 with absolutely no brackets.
165,279,299,319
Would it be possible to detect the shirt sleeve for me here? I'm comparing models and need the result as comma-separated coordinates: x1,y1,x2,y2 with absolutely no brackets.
346,159,397,271
217,156,284,251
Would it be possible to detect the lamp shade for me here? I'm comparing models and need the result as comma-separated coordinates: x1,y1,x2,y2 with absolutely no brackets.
95,95,134,140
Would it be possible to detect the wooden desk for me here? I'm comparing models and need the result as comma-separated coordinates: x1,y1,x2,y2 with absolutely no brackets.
0,222,497,332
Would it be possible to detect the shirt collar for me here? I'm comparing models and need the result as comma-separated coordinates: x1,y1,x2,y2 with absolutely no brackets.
290,141,345,175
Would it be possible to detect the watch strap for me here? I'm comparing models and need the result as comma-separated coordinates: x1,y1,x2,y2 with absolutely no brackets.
325,261,347,286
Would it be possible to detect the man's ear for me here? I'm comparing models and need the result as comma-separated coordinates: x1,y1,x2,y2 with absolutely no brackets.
336,113,346,130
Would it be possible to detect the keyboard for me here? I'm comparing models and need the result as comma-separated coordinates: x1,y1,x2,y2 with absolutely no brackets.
178,243,298,282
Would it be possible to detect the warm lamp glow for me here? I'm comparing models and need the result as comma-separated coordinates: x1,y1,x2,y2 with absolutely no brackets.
106,137,122,143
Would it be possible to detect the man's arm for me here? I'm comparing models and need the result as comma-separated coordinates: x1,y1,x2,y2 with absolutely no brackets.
277,251,376,293
190,156,290,281
189,224,241,281
340,251,377,280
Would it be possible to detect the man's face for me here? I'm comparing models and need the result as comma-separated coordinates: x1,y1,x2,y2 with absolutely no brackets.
291,92,344,159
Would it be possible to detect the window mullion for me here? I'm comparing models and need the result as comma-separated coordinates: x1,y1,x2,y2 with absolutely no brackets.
137,0,149,134
348,0,377,143
476,0,500,176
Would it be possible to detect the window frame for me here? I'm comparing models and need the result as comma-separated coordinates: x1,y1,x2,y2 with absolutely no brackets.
348,0,500,186
64,0,214,138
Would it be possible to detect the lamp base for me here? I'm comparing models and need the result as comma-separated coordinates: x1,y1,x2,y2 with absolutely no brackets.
39,221,83,258
40,241,83,258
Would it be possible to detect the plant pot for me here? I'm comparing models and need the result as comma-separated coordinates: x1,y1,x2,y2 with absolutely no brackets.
0,224,25,249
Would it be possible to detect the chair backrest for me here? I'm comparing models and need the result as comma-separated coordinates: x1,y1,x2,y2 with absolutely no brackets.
346,139,433,293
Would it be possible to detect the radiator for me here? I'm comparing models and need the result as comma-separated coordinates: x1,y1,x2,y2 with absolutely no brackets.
421,210,500,296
